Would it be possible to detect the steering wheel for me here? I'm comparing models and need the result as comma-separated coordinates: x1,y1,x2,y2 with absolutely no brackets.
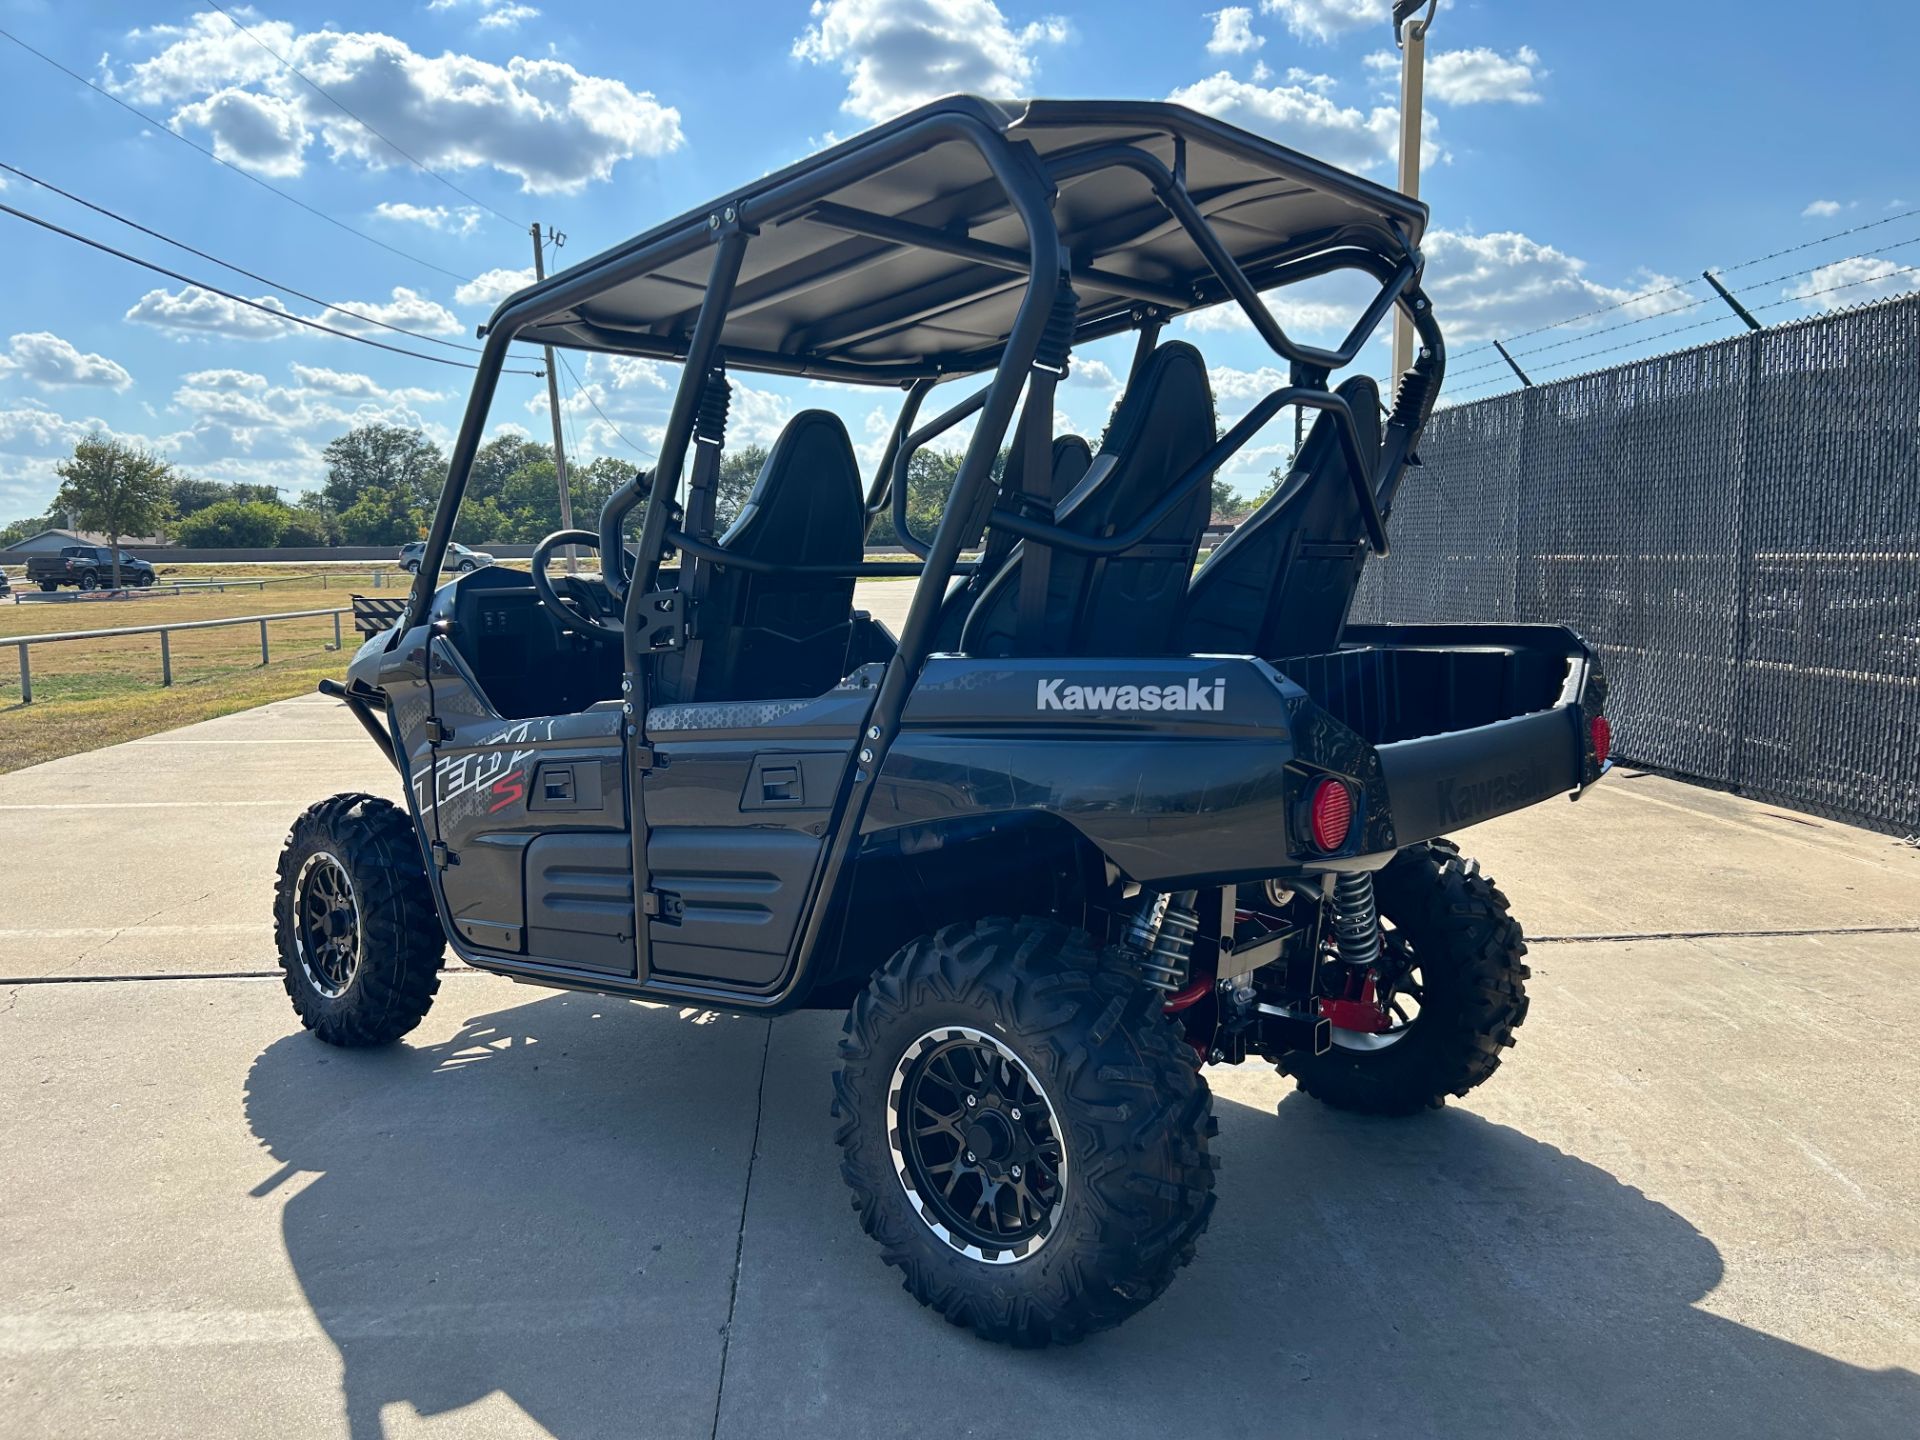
530,529,626,640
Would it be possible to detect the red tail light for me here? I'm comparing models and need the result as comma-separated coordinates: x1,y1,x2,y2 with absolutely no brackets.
1308,778,1354,852
1590,714,1612,767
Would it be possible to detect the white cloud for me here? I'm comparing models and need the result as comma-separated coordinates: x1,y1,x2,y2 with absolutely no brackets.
326,287,463,338
1422,46,1544,105
374,201,484,235
1065,356,1119,389
124,285,297,340
1207,7,1264,55
1801,199,1844,218
171,367,435,441
794,0,1069,121
479,3,541,27
287,364,444,405
430,0,542,29
172,86,312,176
729,384,796,447
1167,71,1438,173
1259,0,1388,44
455,266,537,308
1785,256,1920,309
1285,66,1335,93
1420,229,1686,343
0,333,134,391
603,356,668,390
111,12,683,194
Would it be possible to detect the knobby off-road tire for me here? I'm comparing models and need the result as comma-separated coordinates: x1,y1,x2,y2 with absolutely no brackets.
1281,839,1530,1116
834,917,1217,1347
272,793,444,1047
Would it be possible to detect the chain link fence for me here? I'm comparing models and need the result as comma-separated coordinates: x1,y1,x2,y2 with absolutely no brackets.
1351,290,1920,835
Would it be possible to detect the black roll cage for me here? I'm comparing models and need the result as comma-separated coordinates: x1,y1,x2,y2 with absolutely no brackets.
406,103,1447,697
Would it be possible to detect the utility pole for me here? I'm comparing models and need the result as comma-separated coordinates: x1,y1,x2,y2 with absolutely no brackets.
531,222,577,571
1391,0,1436,383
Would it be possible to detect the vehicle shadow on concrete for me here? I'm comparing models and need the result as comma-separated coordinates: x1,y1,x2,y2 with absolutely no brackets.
247,995,1919,1439
243,992,768,1440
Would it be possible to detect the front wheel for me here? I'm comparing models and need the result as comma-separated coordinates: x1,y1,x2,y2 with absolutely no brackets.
272,793,444,1046
834,917,1217,1347
136,571,156,588
1280,840,1529,1116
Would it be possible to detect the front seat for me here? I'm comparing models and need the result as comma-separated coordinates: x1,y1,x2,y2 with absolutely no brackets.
658,409,865,704
1179,374,1382,660
959,342,1217,657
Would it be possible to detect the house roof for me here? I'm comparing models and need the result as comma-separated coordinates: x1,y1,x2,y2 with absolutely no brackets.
2,528,166,552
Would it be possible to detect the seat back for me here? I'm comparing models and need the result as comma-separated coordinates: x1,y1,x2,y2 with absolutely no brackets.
1180,374,1382,659
657,410,864,703
930,434,1091,652
959,342,1216,657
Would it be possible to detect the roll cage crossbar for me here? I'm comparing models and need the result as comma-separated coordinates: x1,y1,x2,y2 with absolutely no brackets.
407,98,1446,667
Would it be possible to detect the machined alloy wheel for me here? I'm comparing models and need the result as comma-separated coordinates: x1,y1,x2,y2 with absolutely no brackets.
273,793,445,1047
889,1026,1067,1264
292,851,362,999
835,917,1216,1346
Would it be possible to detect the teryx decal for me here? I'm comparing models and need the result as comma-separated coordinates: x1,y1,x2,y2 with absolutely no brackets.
1036,677,1226,713
410,718,557,814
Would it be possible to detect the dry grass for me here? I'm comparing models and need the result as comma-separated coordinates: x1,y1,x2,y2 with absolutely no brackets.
0,566,404,774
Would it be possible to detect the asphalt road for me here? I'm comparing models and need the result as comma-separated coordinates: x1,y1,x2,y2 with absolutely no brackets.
4,588,1918,1438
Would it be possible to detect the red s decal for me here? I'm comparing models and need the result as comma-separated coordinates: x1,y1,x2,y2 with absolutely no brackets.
487,771,525,812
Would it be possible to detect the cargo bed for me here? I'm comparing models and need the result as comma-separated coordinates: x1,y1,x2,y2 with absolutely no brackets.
1277,623,1610,843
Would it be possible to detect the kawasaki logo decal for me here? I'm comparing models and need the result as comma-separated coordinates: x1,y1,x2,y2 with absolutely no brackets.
1036,677,1226,713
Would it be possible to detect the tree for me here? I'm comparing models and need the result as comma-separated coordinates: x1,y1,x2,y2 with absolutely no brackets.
321,425,445,517
174,499,291,548
337,484,428,547
1210,477,1253,524
0,510,60,548
169,476,279,522
277,510,334,548
713,445,768,531
52,436,174,588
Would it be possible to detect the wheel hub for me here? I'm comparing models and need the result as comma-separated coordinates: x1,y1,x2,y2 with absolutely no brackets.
293,851,362,1000
886,1027,1067,1264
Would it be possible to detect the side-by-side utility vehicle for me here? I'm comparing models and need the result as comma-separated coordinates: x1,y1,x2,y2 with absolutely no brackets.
274,97,1611,1345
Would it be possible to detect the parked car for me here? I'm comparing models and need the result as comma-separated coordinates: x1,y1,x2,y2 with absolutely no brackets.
0,566,12,598
25,545,157,591
397,540,493,574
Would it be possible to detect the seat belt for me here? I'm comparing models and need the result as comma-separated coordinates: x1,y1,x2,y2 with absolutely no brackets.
670,365,729,701
1011,286,1077,654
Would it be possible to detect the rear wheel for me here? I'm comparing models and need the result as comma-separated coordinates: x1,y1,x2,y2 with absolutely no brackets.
39,582,56,592
79,571,99,591
835,917,1216,1346
1280,841,1529,1115
272,793,444,1047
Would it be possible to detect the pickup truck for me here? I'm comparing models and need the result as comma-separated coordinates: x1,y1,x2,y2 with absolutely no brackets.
25,546,158,591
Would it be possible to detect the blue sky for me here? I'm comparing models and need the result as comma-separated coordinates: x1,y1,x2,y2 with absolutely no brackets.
1,0,1915,523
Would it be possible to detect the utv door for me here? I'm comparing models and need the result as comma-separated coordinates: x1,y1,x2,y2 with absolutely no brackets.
638,689,872,990
423,633,637,976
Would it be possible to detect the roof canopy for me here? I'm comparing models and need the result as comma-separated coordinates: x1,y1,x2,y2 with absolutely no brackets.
507,97,1428,383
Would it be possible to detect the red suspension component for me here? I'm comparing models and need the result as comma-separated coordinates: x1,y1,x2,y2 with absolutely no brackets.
1319,973,1394,1034
1161,976,1212,1012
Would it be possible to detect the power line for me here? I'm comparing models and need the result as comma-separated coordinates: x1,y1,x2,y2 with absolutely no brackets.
0,25,471,284
0,160,483,354
0,196,543,375
557,351,650,458
202,1,523,234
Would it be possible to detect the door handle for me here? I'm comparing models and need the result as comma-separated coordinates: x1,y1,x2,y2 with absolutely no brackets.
760,766,800,804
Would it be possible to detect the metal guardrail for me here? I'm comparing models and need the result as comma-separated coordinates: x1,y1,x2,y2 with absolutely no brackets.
9,606,350,704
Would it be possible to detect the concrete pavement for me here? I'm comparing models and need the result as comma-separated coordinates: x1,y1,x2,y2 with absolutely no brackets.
3,586,1918,1437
